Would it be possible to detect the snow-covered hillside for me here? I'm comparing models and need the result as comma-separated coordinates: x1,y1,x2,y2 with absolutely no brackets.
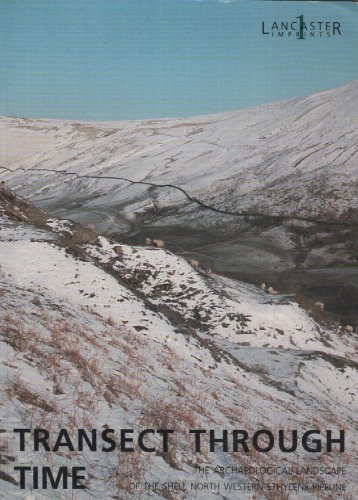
0,82,357,224
1,185,358,498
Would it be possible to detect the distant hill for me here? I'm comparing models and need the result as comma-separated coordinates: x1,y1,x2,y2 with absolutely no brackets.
1,81,358,224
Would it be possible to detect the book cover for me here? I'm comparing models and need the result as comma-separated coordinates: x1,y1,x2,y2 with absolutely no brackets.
0,0,357,498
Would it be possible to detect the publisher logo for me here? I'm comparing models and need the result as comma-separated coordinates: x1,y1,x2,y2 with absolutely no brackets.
261,15,342,39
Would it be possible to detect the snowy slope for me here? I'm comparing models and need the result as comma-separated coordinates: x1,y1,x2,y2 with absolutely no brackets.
1,186,358,498
86,237,355,354
0,81,357,225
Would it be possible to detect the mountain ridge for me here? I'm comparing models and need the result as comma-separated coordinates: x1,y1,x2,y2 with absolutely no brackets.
1,81,357,224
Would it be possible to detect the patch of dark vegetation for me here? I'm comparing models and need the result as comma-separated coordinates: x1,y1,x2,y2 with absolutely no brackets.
0,470,18,486
300,351,358,373
7,381,56,413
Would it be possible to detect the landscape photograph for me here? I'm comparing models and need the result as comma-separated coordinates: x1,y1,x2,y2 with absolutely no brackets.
0,0,357,498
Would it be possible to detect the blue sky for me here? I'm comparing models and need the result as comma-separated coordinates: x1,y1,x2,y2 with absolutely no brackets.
0,0,357,120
